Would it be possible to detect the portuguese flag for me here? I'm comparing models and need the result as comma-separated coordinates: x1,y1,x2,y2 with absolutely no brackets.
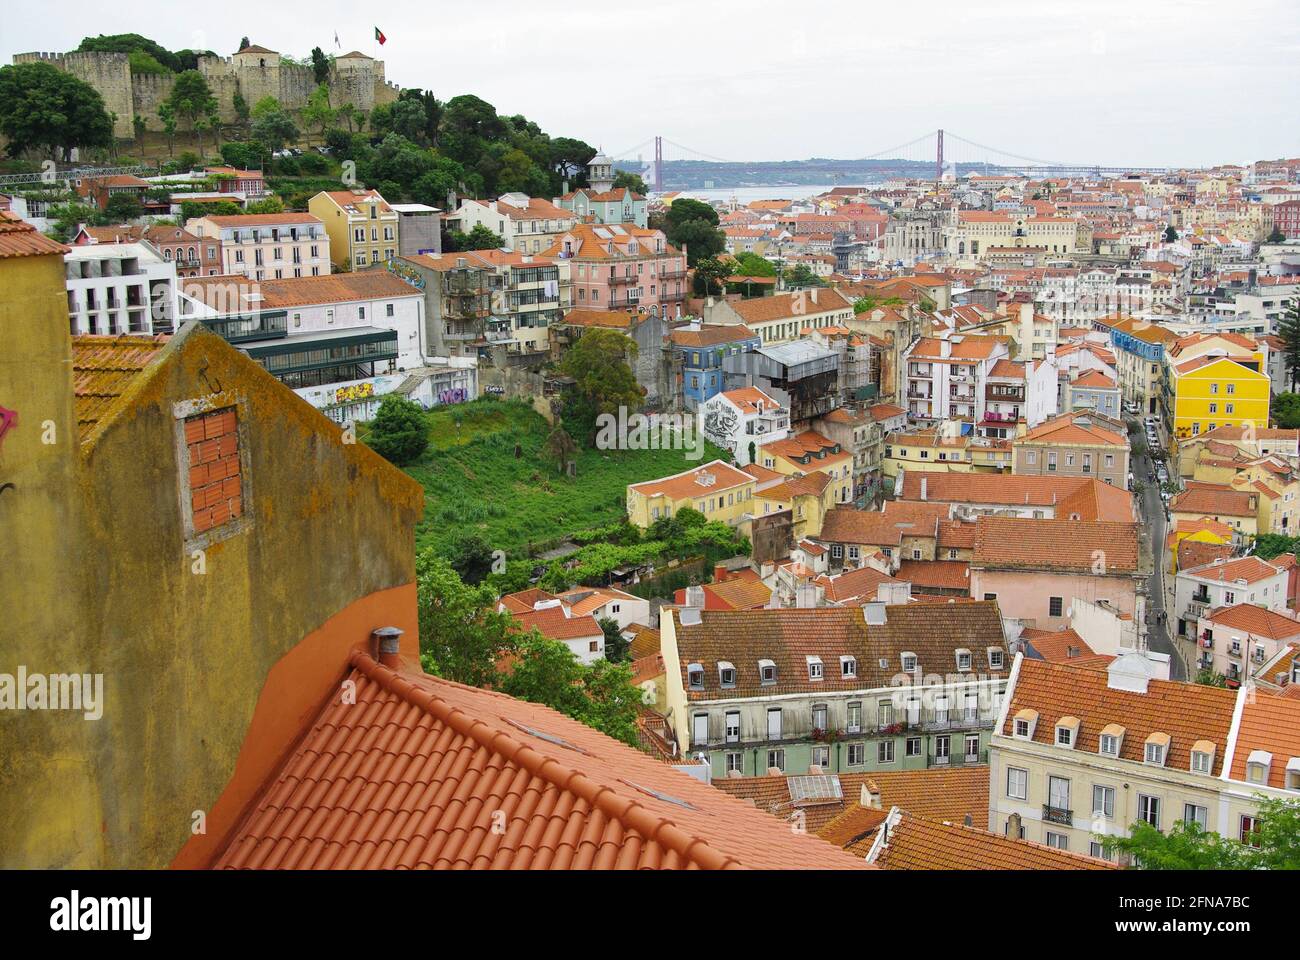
374,26,387,45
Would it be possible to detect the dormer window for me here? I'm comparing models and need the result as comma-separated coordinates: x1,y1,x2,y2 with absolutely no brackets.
901,652,918,672
687,663,704,689
1190,740,1215,775
1012,708,1038,740
1286,757,1300,791
956,649,972,671
718,661,736,688
758,659,777,685
807,656,824,681
1055,716,1080,749
988,648,1005,669
1144,733,1170,767
1246,750,1272,785
1099,724,1125,757
840,655,857,679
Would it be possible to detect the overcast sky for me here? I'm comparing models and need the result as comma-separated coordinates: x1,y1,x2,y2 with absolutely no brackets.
4,0,1298,168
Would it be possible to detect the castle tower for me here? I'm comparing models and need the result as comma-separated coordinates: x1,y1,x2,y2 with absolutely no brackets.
232,44,282,108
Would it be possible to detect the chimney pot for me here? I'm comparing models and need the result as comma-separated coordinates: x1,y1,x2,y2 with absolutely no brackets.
372,626,404,668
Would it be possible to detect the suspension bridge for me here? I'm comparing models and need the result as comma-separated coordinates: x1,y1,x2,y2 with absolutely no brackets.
608,130,1175,192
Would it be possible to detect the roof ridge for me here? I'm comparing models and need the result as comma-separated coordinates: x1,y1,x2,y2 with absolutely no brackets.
346,651,741,870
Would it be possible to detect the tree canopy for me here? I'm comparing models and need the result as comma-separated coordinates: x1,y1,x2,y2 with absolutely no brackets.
1101,796,1300,869
364,395,429,466
663,198,724,265
557,329,643,445
0,62,114,160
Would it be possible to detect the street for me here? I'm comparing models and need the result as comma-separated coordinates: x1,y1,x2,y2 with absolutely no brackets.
1133,427,1187,680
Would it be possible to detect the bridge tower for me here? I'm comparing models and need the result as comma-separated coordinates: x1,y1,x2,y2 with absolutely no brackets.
654,136,663,193
936,128,944,182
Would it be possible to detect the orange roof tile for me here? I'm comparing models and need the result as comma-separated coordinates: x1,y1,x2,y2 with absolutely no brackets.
873,812,1116,870
1229,693,1300,790
1204,603,1300,640
972,517,1139,574
213,650,864,869
1003,658,1237,772
1020,628,1113,669
70,335,169,442
1182,555,1283,585
0,210,69,258
894,559,970,592
629,460,753,501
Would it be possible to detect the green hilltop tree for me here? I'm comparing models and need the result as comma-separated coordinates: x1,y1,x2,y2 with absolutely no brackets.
363,395,429,466
163,70,218,151
310,47,331,86
1278,301,1300,392
302,83,336,141
415,552,519,687
0,62,114,160
559,328,643,446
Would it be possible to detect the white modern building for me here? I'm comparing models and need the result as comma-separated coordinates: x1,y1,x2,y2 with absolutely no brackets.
65,242,179,336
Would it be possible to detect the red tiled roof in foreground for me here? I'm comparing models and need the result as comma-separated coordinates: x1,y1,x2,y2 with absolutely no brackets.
213,650,864,869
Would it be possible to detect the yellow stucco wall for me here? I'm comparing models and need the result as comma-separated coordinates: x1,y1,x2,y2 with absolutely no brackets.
0,280,424,868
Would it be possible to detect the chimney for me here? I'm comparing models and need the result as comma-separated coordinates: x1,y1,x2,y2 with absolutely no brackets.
685,585,706,609
920,476,927,501
714,563,729,583
859,780,882,809
767,766,783,776
1008,812,1023,837
372,626,404,669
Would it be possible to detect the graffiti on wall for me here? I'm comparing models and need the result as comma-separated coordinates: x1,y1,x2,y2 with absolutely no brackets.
334,382,375,405
434,387,469,407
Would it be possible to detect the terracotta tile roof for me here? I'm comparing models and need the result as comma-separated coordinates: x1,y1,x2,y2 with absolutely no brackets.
866,403,906,421
1020,628,1113,669
213,650,863,869
718,386,783,415
1072,369,1118,389
1230,693,1300,789
70,335,169,442
1199,425,1299,443
712,766,990,834
1002,658,1237,772
629,460,753,501
729,289,853,324
317,189,393,215
512,607,603,642
699,578,773,610
670,323,758,347
894,560,970,593
1016,411,1126,446
900,474,1135,522
199,212,324,227
1182,555,1282,585
989,358,1025,379
1178,539,1234,571
818,507,938,547
1171,484,1259,518
874,812,1116,870
498,588,558,614
815,803,888,856
937,519,978,550
1173,516,1236,540
811,565,904,603
1204,603,1300,641
251,272,421,309
972,517,1139,573
626,623,661,660
673,602,1007,700
0,210,69,258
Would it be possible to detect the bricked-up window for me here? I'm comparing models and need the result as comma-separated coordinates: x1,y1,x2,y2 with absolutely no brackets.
184,407,242,534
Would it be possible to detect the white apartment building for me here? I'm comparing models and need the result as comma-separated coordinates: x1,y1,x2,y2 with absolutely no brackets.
1174,555,1290,638
187,213,331,281
448,194,578,255
901,334,1011,425
65,242,179,336
699,386,790,465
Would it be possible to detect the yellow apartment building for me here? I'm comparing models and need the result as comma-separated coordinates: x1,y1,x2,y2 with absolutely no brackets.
626,459,756,528
309,188,400,272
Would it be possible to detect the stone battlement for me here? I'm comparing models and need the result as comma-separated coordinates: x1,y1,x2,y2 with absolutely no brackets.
11,48,397,140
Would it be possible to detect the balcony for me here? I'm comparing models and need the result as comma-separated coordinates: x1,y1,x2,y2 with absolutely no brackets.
1043,804,1074,827
659,267,687,280
607,273,636,286
662,289,687,302
1199,633,1214,650
907,390,932,400
927,749,988,768
1186,598,1209,620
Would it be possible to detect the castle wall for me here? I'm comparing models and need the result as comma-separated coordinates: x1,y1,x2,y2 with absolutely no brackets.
12,50,397,141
